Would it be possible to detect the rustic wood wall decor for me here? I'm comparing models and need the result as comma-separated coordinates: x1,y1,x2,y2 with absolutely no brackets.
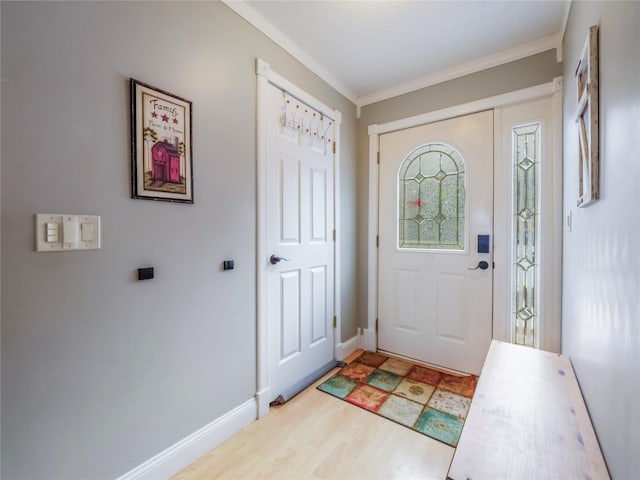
575,25,599,207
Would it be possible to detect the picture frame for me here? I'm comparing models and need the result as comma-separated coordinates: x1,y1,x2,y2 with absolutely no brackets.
575,25,599,207
130,78,193,204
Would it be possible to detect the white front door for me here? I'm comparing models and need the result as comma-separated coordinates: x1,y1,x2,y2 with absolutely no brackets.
266,83,335,401
377,111,493,375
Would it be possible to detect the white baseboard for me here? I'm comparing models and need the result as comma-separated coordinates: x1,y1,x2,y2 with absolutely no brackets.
362,328,376,352
335,329,361,361
115,398,257,480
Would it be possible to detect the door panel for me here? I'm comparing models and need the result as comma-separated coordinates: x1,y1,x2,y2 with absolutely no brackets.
436,273,465,341
311,169,327,242
394,268,419,331
280,269,301,361
310,266,327,344
267,84,335,400
378,111,493,375
280,156,300,244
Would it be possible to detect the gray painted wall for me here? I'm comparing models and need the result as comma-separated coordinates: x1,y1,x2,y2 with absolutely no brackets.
8,1,636,478
356,50,562,330
562,2,640,478
0,2,356,478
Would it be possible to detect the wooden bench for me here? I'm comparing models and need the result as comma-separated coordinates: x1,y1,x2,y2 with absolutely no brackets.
447,340,610,480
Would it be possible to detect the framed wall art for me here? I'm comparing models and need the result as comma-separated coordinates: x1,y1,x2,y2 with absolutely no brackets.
130,78,193,203
575,25,599,207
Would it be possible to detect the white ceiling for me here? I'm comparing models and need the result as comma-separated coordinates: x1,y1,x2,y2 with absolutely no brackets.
225,0,570,106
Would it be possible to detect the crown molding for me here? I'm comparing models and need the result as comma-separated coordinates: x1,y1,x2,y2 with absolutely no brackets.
357,33,561,107
223,0,358,105
225,1,563,111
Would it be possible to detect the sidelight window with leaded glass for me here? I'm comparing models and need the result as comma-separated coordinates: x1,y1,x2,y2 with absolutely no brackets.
398,143,465,250
512,123,540,347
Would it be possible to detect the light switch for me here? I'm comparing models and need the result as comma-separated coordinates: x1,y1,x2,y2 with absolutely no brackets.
81,223,94,242
36,214,100,252
46,223,59,243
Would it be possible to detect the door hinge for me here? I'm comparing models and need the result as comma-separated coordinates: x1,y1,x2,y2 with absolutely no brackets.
333,316,337,328
376,318,379,333
333,141,336,155
376,235,379,248
377,151,380,164
333,230,336,242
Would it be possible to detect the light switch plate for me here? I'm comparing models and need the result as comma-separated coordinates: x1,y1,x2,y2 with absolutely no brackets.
36,214,100,252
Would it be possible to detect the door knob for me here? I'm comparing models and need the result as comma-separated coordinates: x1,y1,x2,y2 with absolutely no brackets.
468,260,490,270
270,254,290,265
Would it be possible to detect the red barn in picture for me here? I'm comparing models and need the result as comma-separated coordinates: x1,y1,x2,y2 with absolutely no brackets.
151,140,181,184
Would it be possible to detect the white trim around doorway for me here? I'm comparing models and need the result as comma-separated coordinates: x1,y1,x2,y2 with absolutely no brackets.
365,78,563,354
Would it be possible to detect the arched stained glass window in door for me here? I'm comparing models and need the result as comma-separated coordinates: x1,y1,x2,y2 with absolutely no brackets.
398,143,465,250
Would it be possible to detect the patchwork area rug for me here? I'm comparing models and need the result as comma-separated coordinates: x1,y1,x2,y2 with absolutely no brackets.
317,351,477,447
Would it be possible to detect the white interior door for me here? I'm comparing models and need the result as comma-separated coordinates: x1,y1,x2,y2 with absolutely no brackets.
378,110,493,375
266,84,335,401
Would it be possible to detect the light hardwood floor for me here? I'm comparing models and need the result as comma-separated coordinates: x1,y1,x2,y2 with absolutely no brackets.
173,351,453,480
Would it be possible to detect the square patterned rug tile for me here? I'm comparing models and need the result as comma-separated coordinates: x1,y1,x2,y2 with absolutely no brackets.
317,351,477,447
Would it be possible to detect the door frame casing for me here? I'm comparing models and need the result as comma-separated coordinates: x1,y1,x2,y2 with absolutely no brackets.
366,78,563,355
256,59,342,418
